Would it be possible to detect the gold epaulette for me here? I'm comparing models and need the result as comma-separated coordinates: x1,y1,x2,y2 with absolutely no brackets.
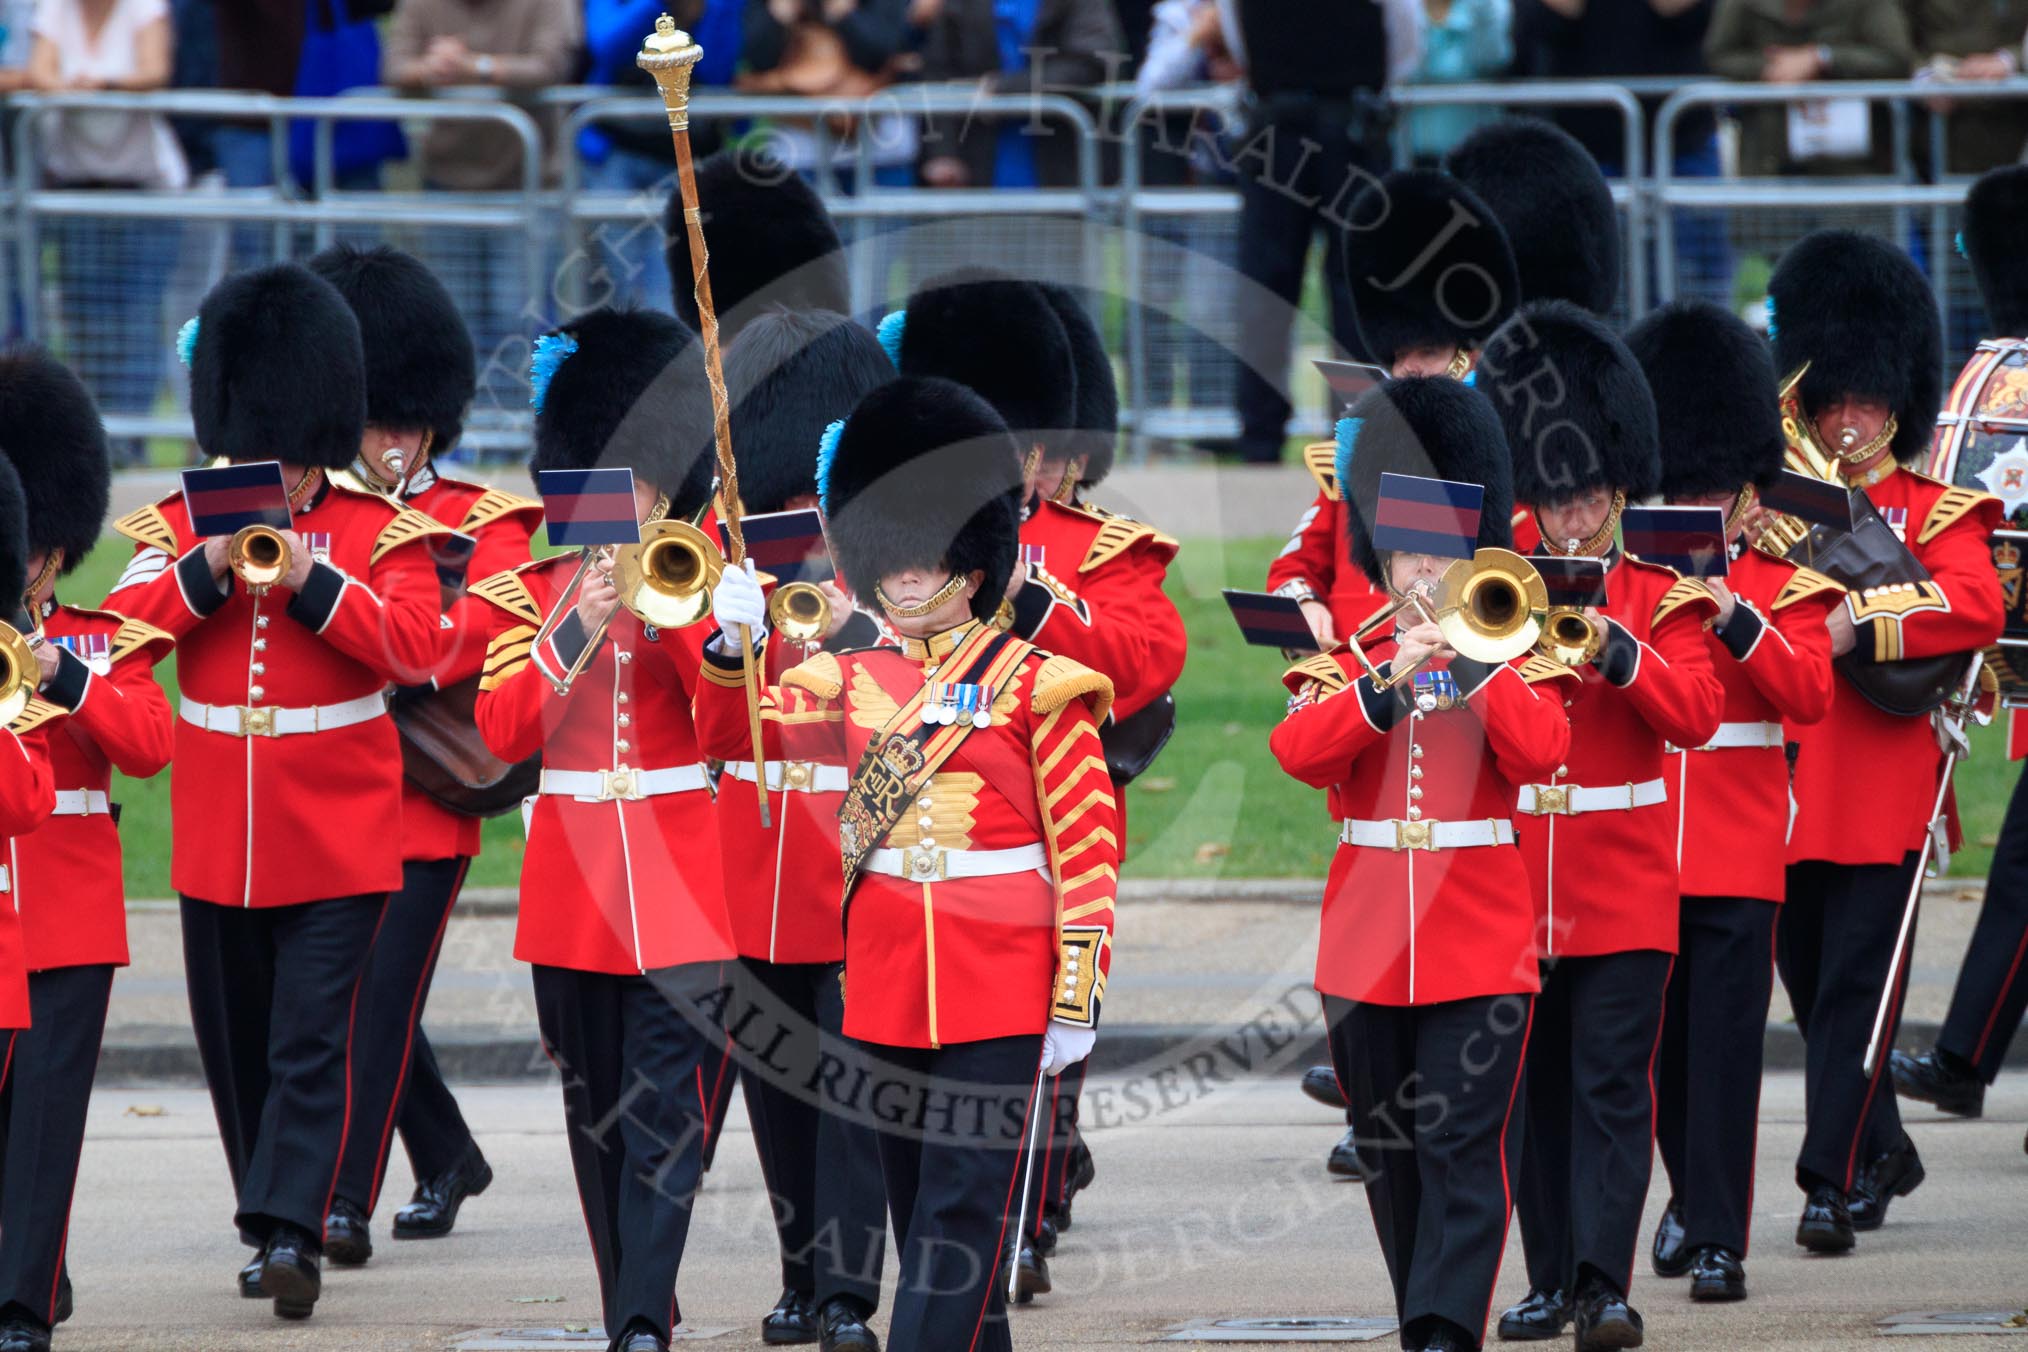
1653,576,1716,627
468,568,543,626
110,616,173,663
1517,653,1578,685
112,501,179,554
371,507,456,565
1282,652,1350,696
782,651,845,700
1080,514,1177,572
1772,564,1843,611
8,696,64,735
1302,441,1340,502
459,487,543,534
1918,484,2001,546
1031,652,1114,723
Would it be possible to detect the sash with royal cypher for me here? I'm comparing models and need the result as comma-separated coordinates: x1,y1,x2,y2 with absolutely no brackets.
837,627,1030,898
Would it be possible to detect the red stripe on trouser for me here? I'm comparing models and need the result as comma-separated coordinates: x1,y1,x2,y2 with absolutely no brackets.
1479,1000,1537,1343
45,981,115,1322
365,858,471,1214
1843,941,1913,1192
1970,925,2028,1065
1625,959,1674,1290
968,1052,1046,1352
320,896,392,1238
1742,920,1778,1256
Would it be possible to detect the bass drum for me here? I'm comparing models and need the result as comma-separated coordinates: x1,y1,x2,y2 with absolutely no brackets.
1926,338,2028,707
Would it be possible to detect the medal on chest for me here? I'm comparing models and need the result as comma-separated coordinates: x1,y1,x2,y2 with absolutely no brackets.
52,632,111,676
1412,669,1460,715
1880,507,1908,542
302,532,333,564
924,681,993,730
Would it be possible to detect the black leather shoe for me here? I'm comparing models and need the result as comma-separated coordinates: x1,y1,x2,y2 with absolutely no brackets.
1418,1317,1473,1351
616,1328,668,1352
1890,1048,1984,1118
1326,1126,1368,1181
1055,1138,1095,1230
0,1319,51,1352
761,1288,818,1345
1849,1133,1925,1232
1007,1242,1050,1305
1573,1282,1644,1350
817,1299,880,1352
1300,1064,1347,1109
1688,1246,1746,1302
324,1197,372,1267
1650,1198,1689,1278
1032,1215,1058,1258
1496,1287,1570,1341
260,1226,322,1319
393,1147,493,1239
237,1246,267,1299
1795,1185,1855,1253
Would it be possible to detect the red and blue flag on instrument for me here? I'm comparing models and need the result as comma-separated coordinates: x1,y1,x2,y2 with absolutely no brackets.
1533,556,1610,609
180,462,293,537
1759,470,1854,532
1372,473,1483,560
1622,505,1730,577
720,507,830,581
538,468,640,548
1222,589,1318,651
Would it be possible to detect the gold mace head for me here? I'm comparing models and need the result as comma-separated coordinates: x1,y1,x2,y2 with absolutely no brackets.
637,15,703,128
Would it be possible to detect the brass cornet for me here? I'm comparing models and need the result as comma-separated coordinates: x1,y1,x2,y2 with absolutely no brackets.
533,518,726,696
1537,607,1604,668
768,581,831,645
0,619,37,724
228,525,292,591
1351,548,1549,690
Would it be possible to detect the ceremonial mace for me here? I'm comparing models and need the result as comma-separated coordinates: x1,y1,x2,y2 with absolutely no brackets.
639,15,770,827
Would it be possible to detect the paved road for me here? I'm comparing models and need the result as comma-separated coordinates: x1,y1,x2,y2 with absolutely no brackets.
57,1072,2028,1349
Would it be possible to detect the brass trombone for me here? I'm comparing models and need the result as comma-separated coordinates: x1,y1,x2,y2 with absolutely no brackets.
1351,548,1549,690
0,619,37,724
228,525,292,592
767,581,831,645
533,517,726,696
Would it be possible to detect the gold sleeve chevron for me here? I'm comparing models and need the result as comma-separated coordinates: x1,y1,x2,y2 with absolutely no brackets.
479,624,537,691
1302,441,1341,501
1282,652,1352,698
1653,577,1717,627
112,502,179,555
1032,693,1120,1030
460,487,543,534
469,570,543,626
1918,485,1999,546
1773,565,1843,611
372,508,457,564
1031,653,1113,723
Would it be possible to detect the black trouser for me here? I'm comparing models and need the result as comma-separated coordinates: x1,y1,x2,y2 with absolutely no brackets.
1233,102,1383,461
180,893,386,1245
532,962,719,1350
1656,897,1777,1257
872,1034,1044,1352
733,957,886,1314
1778,855,1921,1192
1939,768,2028,1081
1026,1054,1088,1241
1327,993,1531,1350
1517,950,1673,1299
0,965,114,1326
334,856,479,1215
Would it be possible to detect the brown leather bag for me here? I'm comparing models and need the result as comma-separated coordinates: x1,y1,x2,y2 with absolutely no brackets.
393,678,543,818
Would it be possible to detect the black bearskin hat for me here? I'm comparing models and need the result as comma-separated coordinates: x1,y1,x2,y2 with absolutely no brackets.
890,269,1077,443
1769,229,1941,465
1963,166,2028,336
1445,118,1619,316
818,376,1023,622
1341,377,1515,588
0,456,27,624
663,148,849,342
1344,169,1520,369
0,347,108,576
1036,284,1119,484
307,244,476,451
1626,301,1784,499
188,264,366,469
1481,300,1659,505
724,308,895,515
529,307,716,520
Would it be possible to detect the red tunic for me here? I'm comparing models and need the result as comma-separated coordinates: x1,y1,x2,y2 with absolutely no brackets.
1786,468,2005,866
1270,645,1572,1006
695,622,1119,1049
472,557,734,975
104,480,446,907
397,471,542,863
1516,553,1723,958
0,726,55,1027
1667,550,1840,902
6,604,173,969
1011,500,1185,722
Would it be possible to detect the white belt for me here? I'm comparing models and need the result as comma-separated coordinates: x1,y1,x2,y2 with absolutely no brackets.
1340,817,1514,852
723,759,849,794
180,693,386,739
50,789,110,817
1518,778,1667,816
1687,721,1784,752
863,842,1050,882
538,765,710,803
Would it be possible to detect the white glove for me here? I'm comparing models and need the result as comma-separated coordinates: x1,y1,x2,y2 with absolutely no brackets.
1041,1021,1095,1077
709,561,768,651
